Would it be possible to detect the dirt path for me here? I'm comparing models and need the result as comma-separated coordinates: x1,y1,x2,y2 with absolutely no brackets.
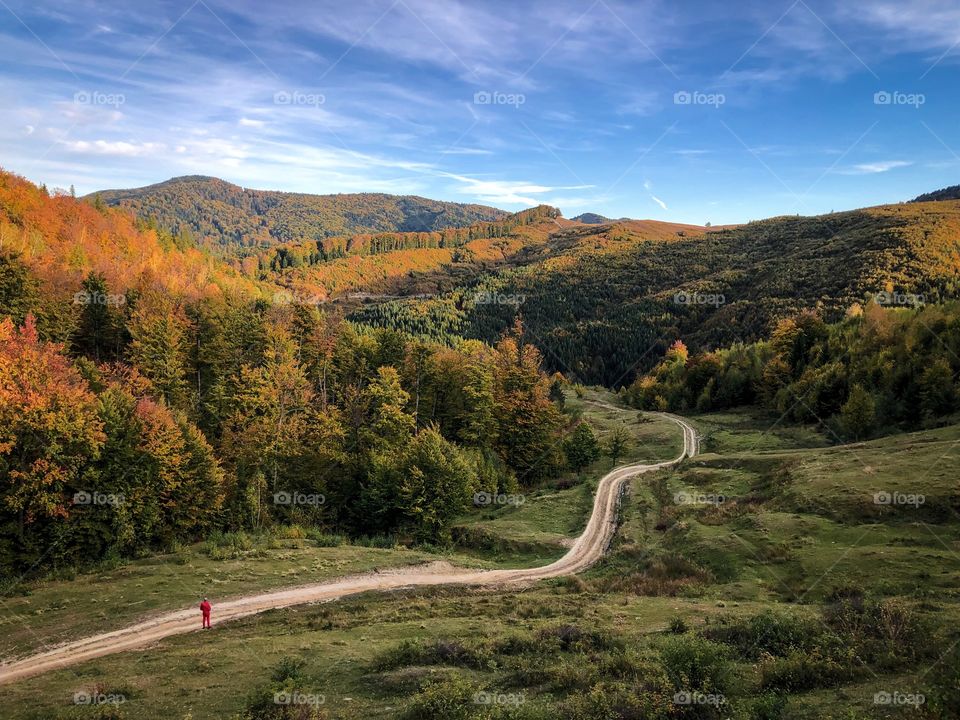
0,412,697,686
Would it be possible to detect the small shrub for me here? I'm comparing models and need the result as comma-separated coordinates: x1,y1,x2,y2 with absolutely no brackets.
273,525,307,540
372,639,489,672
558,680,674,720
401,676,476,720
758,648,856,692
354,534,397,549
537,624,622,653
703,612,822,659
745,692,788,720
659,635,732,694
306,530,345,547
823,596,929,665
272,656,307,683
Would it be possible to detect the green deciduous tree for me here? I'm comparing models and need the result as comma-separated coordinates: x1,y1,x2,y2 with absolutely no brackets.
565,421,601,474
919,358,956,420
838,384,877,441
605,425,630,467
366,426,476,543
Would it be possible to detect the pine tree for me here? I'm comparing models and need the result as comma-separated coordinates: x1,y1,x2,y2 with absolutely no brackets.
74,273,123,361
127,293,190,408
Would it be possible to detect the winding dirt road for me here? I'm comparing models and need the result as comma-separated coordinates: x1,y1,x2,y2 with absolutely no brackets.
0,412,697,686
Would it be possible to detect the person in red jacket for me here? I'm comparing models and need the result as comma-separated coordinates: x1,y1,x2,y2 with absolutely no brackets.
200,597,211,629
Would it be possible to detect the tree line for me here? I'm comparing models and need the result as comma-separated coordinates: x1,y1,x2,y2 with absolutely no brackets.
624,299,960,440
264,205,560,272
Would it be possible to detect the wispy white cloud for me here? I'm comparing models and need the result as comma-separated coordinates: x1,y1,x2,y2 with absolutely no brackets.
61,139,165,156
1,0,957,223
843,160,912,174
441,171,592,205
440,147,493,156
843,1,960,54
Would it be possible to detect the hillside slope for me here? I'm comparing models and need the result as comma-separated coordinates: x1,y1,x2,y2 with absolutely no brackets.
90,176,507,254
353,203,960,384
262,213,711,308
0,169,261,325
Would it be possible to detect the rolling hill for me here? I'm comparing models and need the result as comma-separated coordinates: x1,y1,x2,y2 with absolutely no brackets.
260,213,712,309
89,176,507,255
352,202,960,385
8,165,960,390
570,212,614,224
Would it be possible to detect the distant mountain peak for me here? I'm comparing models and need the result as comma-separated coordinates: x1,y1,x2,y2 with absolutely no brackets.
87,176,508,252
571,212,614,224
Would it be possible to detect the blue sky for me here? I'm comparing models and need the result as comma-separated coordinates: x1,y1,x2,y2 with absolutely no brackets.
1,0,959,224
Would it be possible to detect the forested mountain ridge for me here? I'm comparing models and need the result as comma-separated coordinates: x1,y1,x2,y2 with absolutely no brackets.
625,299,960,440
262,204,568,302
260,211,712,307
89,175,508,255
354,201,960,385
912,184,960,202
18,160,959,391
